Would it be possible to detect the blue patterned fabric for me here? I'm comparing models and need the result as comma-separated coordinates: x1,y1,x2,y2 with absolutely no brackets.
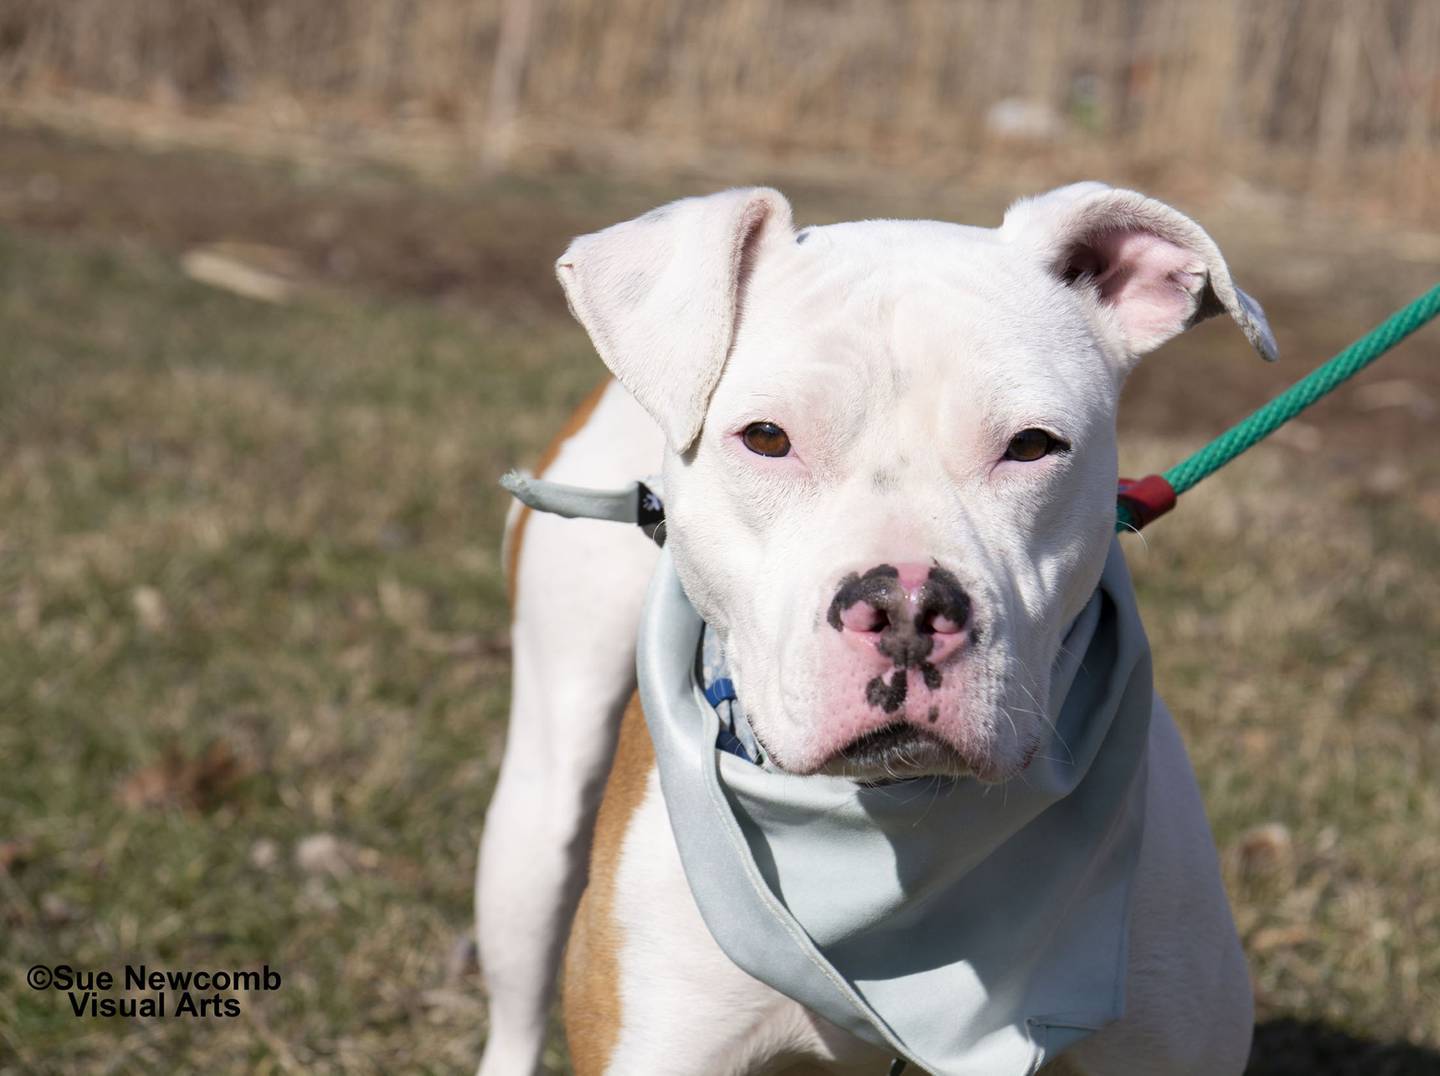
698,628,765,765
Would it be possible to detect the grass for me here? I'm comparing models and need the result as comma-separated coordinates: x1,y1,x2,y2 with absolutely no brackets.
0,131,1437,1073
0,226,597,1073
1120,443,1440,1049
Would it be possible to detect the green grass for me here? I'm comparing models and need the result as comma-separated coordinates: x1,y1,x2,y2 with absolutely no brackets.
1120,441,1440,1049
0,226,597,1073
0,150,1437,1074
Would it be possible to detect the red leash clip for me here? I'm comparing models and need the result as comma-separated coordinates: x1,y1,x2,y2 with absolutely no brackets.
1116,474,1177,530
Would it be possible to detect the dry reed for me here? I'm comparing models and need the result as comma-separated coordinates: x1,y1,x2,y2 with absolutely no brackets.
1,0,1437,213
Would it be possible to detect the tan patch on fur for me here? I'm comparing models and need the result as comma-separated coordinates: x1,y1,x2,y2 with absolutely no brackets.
505,378,612,607
563,693,655,1075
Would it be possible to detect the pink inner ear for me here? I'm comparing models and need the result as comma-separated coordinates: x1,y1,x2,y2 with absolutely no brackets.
1079,229,1206,352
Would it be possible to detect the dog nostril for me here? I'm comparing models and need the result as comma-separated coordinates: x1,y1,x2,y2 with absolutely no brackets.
927,613,962,635
916,566,970,637
918,607,966,636
839,602,888,634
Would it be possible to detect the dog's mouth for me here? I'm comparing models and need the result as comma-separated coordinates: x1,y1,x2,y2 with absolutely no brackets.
816,722,971,783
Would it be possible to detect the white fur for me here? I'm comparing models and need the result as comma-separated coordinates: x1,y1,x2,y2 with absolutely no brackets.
665,215,1119,777
1002,182,1278,363
476,382,662,1076
478,184,1272,1074
607,775,890,1075
556,188,793,451
596,702,1249,1075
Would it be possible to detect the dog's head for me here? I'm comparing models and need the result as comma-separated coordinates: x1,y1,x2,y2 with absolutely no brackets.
557,185,1273,783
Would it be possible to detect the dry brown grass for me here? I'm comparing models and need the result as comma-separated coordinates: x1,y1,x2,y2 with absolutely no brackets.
2,1,1439,219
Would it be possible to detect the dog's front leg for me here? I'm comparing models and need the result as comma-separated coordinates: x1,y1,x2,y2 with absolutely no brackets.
477,383,664,1076
565,701,890,1076
1058,705,1253,1076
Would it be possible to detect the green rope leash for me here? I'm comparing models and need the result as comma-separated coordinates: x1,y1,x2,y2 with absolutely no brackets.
1116,282,1440,532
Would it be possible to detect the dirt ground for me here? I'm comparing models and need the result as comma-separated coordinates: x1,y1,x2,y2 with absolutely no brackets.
1,122,1437,1074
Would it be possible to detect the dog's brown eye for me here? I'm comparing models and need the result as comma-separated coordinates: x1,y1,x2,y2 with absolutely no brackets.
742,421,791,458
1005,428,1066,462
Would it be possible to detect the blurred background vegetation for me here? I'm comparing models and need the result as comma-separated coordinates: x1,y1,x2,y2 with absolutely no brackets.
0,2,1437,1074
2,0,1440,220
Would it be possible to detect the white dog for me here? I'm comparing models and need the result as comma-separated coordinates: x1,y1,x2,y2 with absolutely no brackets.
477,184,1275,1076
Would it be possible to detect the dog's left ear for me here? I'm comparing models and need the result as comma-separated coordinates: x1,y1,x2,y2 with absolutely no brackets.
1003,182,1276,369
556,187,794,451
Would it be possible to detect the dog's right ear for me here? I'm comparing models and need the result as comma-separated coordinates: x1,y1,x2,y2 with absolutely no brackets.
556,188,794,451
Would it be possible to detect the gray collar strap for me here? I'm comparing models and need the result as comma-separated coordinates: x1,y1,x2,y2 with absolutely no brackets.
506,473,1153,1075
502,470,665,541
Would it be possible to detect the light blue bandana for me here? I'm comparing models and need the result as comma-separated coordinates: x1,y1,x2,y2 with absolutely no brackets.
506,473,1154,1076
640,543,1153,1076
